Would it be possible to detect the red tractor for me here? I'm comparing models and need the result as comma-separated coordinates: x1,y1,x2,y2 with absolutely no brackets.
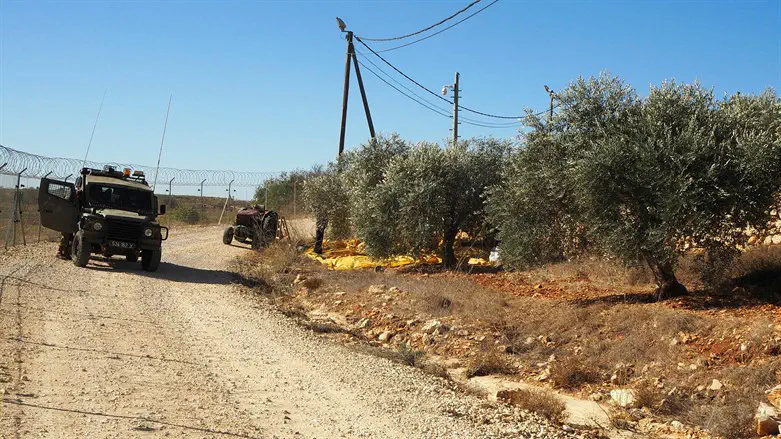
223,205,279,249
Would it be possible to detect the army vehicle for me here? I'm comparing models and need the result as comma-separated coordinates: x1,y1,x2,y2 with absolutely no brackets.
222,206,278,249
38,166,168,271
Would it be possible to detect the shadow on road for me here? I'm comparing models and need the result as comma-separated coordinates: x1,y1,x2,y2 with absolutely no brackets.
87,260,235,285
2,398,263,439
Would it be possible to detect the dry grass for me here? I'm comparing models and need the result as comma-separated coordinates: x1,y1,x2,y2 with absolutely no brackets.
500,388,567,424
549,357,601,390
465,349,516,378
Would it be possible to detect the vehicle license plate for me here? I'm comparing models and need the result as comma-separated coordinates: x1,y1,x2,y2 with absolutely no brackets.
109,240,135,249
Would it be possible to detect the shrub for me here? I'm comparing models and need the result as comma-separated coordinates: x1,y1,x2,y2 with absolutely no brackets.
549,358,601,390
169,205,202,224
500,388,567,424
465,350,516,377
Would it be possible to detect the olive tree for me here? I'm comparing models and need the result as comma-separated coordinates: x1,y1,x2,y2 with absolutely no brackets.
301,163,351,240
355,138,509,267
489,73,781,300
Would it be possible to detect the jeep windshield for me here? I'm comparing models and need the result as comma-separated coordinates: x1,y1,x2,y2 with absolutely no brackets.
86,184,154,214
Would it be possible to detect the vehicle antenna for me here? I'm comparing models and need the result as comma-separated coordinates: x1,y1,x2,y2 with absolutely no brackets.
81,89,107,170
152,94,173,190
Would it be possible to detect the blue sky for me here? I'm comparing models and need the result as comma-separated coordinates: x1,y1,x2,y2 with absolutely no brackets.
1,0,780,180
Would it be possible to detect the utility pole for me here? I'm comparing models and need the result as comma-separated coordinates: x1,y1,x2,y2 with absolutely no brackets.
218,179,234,225
338,31,353,156
453,72,459,146
544,85,556,124
199,179,206,211
443,72,460,146
168,177,175,207
336,18,376,157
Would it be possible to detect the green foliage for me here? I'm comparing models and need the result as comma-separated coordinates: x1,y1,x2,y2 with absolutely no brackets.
351,137,510,267
168,204,202,224
488,72,781,296
301,164,351,239
254,168,322,214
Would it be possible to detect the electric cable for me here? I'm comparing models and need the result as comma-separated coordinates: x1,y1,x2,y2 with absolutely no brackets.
377,0,500,53
357,60,453,119
357,0,482,42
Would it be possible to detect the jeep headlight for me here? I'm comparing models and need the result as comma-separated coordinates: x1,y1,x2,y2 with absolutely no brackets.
93,221,103,231
144,228,153,237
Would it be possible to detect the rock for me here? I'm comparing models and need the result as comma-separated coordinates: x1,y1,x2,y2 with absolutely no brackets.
764,236,774,246
773,235,781,245
358,318,372,329
767,385,781,409
670,420,684,429
367,284,386,294
524,336,534,345
422,320,442,334
670,337,679,346
378,331,394,342
537,367,551,381
610,389,636,408
756,402,781,435
748,235,759,246
709,379,723,391
589,392,604,402
334,291,346,296
388,287,401,294
456,329,470,337
333,300,343,306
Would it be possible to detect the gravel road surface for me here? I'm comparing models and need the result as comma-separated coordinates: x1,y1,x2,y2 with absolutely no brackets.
0,226,587,438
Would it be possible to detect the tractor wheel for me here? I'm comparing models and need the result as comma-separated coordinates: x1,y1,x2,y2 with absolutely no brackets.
142,248,161,272
71,231,90,267
223,227,234,245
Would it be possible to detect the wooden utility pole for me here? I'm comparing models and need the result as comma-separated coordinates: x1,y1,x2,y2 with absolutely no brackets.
337,25,376,157
544,85,556,124
452,72,460,146
351,50,376,139
338,31,353,156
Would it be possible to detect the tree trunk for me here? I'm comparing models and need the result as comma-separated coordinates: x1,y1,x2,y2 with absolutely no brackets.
314,216,328,254
642,252,687,301
442,228,458,269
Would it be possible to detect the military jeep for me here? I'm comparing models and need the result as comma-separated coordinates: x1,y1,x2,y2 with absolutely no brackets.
38,166,168,271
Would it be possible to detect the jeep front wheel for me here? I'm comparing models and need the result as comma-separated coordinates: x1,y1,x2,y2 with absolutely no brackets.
141,248,161,272
71,231,90,267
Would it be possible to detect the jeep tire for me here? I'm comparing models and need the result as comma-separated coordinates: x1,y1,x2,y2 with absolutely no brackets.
71,231,90,267
142,248,161,272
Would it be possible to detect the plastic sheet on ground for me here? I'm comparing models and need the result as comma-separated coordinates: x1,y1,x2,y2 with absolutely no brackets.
305,240,490,270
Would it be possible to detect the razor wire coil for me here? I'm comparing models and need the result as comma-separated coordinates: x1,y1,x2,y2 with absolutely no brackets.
0,145,279,187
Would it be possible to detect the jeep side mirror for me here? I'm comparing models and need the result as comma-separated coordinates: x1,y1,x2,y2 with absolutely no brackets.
159,205,166,215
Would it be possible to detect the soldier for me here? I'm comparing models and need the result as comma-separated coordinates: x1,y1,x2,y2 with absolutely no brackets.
56,176,82,259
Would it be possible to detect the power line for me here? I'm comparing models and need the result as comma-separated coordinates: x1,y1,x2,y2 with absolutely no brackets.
356,49,452,114
357,49,520,128
357,0,483,42
377,0,500,53
356,60,453,119
356,37,528,120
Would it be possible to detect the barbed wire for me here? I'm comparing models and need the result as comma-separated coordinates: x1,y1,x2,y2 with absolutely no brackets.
0,145,279,187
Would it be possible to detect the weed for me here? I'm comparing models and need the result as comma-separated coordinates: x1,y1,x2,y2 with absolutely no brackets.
499,388,566,424
466,350,516,378
550,358,601,390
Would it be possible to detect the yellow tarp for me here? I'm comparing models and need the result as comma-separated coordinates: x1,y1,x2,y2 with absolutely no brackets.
305,240,489,270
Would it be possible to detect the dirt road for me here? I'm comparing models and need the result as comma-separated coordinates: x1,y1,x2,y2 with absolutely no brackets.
0,226,583,439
